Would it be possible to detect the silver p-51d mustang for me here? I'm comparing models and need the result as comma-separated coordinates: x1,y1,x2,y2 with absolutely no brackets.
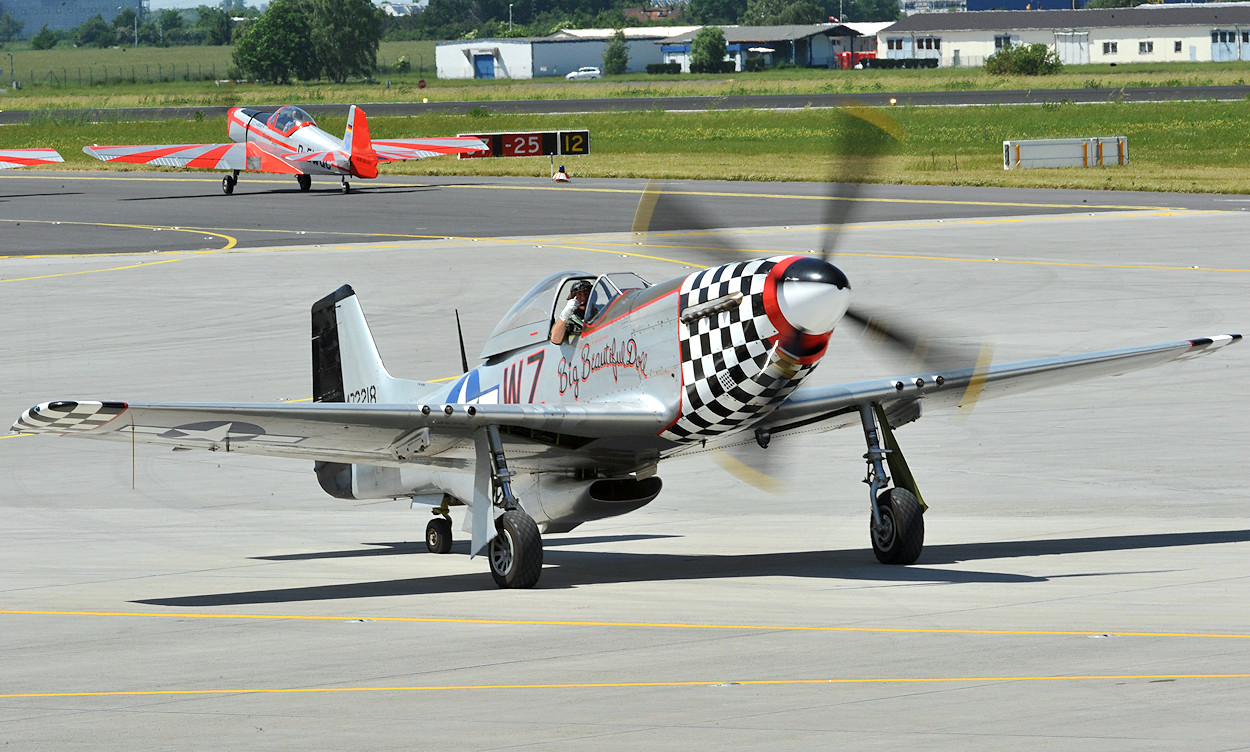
12,249,1241,588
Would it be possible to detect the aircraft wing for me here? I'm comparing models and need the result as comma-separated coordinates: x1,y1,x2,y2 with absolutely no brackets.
0,149,64,169
759,334,1242,435
83,143,304,175
11,400,669,467
369,136,489,163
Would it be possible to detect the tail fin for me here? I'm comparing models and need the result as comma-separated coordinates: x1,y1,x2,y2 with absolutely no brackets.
343,105,379,179
311,285,427,500
312,284,421,405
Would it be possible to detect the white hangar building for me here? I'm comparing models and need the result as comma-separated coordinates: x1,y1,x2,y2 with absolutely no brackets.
436,27,700,80
878,5,1250,67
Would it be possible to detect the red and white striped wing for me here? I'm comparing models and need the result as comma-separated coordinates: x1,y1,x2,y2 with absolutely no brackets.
0,149,64,169
83,142,304,175
370,136,489,164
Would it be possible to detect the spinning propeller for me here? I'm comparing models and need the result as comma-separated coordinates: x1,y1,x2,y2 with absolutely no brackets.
632,103,992,380
631,104,993,490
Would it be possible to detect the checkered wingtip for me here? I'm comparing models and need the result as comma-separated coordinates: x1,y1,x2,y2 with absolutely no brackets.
12,401,128,435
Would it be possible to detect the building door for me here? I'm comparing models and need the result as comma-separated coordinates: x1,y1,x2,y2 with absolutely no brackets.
1211,30,1236,62
473,54,495,79
1054,32,1089,65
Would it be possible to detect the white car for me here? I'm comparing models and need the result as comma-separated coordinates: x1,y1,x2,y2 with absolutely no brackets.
565,66,602,80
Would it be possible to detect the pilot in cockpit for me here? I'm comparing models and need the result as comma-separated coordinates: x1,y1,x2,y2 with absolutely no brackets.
550,280,591,344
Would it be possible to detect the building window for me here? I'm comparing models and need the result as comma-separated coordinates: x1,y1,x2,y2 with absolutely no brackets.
915,37,940,50
1244,32,1249,43
1212,30,1235,44
886,37,904,51
995,35,1012,50
1175,40,1182,53
1139,41,1153,54
1103,41,1117,54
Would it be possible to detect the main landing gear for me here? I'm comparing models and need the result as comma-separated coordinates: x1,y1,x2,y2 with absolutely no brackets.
221,170,239,195
297,174,312,192
859,403,925,565
478,425,542,588
340,176,352,194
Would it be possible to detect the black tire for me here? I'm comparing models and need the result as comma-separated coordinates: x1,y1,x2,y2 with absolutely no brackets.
488,509,543,588
297,174,312,192
425,517,453,554
870,487,924,565
341,180,351,194
222,176,234,195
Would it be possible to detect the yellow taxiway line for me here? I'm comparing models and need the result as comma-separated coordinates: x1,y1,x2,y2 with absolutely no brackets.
5,673,1250,699
4,609,1248,640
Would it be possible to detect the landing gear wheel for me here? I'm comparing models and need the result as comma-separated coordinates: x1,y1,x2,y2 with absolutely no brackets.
870,487,924,565
488,509,543,589
222,175,236,195
297,174,312,192
425,517,453,554
340,180,351,194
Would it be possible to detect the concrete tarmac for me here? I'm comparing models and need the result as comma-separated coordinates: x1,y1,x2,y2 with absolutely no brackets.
1,194,1248,749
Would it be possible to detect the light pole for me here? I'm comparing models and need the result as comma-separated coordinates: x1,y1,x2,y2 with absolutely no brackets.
8,52,13,90
508,3,513,32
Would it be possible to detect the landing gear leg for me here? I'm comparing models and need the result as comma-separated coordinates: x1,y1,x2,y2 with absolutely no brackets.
222,170,239,195
297,174,312,192
340,176,351,194
859,403,924,565
425,495,454,554
474,425,542,588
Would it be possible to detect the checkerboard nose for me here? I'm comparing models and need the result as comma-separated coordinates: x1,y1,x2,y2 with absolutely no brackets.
774,257,851,335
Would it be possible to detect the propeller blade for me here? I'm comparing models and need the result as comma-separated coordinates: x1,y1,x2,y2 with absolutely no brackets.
817,103,904,262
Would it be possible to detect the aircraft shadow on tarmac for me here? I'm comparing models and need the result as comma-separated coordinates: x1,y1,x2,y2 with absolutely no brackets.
250,534,680,561
0,192,84,200
116,186,439,201
132,528,1250,607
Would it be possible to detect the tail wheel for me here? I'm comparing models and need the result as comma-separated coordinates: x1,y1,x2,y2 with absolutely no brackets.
870,487,924,565
297,174,312,192
488,510,543,588
425,517,453,554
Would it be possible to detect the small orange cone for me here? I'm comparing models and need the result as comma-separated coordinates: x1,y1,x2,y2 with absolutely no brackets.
552,164,570,182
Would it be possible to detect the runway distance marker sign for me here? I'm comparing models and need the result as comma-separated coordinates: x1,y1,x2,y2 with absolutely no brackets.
458,131,590,159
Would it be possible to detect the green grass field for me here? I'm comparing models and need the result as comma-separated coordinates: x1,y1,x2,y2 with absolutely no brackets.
10,99,1250,193
3,44,1250,193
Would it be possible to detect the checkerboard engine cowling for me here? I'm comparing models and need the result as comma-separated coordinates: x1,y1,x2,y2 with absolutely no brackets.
663,258,816,441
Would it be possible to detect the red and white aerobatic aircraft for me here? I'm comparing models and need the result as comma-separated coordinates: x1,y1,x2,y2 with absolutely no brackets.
0,149,64,169
83,105,486,194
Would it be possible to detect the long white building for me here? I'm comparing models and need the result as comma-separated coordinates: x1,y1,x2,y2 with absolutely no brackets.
878,5,1250,67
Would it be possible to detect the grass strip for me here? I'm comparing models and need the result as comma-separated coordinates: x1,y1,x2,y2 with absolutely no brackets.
7,99,1250,193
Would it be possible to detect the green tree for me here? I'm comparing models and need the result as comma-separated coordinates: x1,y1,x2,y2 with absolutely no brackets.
984,42,1061,75
310,0,382,83
686,0,745,24
602,28,627,75
743,0,821,24
233,0,316,83
196,5,233,45
690,26,728,73
0,11,24,43
843,0,900,22
75,14,115,48
30,24,58,50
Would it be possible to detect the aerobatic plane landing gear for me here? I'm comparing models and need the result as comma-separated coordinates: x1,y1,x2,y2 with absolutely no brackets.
297,174,312,192
859,403,925,565
340,176,351,194
477,425,542,588
222,170,239,195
